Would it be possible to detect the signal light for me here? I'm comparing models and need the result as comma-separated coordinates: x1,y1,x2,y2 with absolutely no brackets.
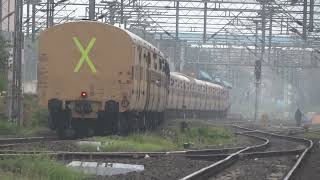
81,91,88,98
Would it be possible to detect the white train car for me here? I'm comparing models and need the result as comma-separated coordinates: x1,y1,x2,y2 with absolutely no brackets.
167,72,229,118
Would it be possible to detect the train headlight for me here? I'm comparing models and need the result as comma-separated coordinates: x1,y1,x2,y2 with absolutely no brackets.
81,91,88,98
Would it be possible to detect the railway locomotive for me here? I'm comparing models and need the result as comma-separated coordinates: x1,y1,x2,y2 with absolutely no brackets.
38,21,230,137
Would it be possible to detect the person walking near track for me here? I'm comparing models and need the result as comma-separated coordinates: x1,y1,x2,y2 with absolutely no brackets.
295,108,302,127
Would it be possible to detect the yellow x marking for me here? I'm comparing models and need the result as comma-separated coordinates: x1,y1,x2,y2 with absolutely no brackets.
73,37,97,73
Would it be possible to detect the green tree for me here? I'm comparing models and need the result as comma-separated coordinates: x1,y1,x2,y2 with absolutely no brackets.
0,33,10,91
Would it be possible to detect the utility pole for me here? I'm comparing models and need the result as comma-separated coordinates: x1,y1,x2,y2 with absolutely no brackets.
254,1,266,122
11,0,23,125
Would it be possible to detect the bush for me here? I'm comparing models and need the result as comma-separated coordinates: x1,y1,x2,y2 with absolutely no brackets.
23,95,48,127
31,108,48,127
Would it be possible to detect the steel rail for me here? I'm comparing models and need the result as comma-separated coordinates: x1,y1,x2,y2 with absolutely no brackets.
233,125,313,180
180,125,312,180
0,137,57,144
185,149,305,161
179,133,270,180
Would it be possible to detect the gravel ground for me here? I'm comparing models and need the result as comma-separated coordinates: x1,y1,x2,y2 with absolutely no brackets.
291,139,320,180
210,156,297,180
67,156,214,180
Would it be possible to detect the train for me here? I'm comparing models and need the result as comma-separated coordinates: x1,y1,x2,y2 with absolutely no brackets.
37,21,230,138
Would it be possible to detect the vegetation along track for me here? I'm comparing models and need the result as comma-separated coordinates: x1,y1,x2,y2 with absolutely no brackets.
180,125,313,180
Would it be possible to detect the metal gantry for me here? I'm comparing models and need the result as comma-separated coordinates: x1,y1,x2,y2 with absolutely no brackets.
21,0,320,46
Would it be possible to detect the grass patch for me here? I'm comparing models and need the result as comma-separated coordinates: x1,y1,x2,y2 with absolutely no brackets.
85,133,178,152
164,119,237,149
80,120,236,152
173,126,235,148
0,155,87,180
303,131,320,139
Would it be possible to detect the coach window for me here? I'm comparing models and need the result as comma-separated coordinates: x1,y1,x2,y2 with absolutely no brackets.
162,62,165,72
138,46,142,62
159,59,162,71
147,52,151,65
153,53,157,69
154,62,157,70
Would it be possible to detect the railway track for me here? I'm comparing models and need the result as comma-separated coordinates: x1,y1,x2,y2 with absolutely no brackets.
0,136,58,148
179,125,313,180
0,125,313,180
0,132,267,158
0,135,265,160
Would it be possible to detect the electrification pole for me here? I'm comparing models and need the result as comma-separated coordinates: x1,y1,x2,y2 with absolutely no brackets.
309,0,314,32
0,0,2,31
302,0,308,40
11,0,23,125
254,1,266,122
175,0,179,71
47,0,54,27
89,0,95,20
203,1,207,43
32,2,36,41
26,1,30,36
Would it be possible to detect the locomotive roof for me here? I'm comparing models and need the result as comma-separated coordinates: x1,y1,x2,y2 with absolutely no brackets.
172,72,224,89
171,72,191,82
41,21,165,58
